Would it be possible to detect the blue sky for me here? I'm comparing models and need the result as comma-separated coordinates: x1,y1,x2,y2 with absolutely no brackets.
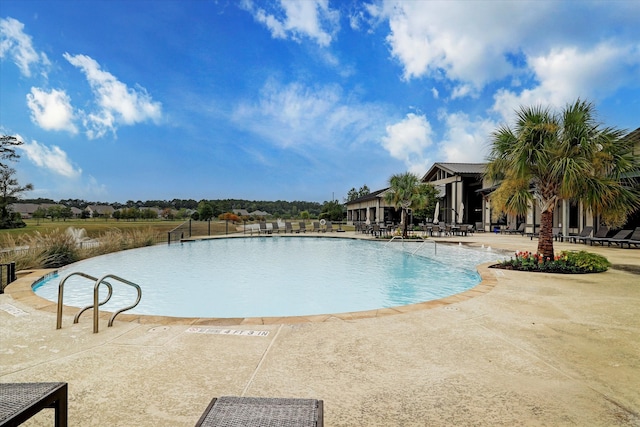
1,0,639,203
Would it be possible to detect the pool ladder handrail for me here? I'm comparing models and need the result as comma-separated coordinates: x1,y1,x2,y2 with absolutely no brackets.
411,240,437,256
384,236,437,255
56,272,142,333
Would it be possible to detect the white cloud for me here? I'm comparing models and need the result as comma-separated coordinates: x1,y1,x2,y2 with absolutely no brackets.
232,79,387,150
492,42,640,122
0,17,49,77
437,111,496,163
377,1,529,90
26,87,78,133
241,0,339,47
381,113,434,175
63,53,162,139
18,138,82,178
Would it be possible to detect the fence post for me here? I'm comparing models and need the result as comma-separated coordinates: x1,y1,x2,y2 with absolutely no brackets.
10,262,15,283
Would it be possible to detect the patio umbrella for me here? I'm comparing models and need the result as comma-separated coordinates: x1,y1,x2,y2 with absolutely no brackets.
433,201,439,224
459,202,464,223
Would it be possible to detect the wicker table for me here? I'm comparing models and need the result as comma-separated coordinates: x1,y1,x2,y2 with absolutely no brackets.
0,382,68,427
195,396,323,427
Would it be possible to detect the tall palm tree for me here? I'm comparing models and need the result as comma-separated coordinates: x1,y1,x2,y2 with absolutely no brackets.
485,99,639,258
384,172,431,238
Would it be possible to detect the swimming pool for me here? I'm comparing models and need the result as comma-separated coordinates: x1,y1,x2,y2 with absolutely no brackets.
33,237,507,318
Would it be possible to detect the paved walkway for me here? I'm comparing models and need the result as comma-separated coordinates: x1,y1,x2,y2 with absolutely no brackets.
1,232,639,426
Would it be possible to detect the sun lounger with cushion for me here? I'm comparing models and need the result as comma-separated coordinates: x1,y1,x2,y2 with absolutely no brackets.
195,396,323,427
589,229,630,246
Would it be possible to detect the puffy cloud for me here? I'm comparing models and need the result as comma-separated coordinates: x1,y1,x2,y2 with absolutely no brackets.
26,87,78,133
437,111,496,163
0,17,49,77
63,53,162,139
241,0,339,47
18,139,82,178
378,1,530,90
492,42,640,122
381,113,434,175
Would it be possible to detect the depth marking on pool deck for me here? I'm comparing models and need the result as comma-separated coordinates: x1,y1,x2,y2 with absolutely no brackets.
185,327,270,337
0,303,29,317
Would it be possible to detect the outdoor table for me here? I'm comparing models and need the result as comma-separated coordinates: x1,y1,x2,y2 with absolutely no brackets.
0,382,68,427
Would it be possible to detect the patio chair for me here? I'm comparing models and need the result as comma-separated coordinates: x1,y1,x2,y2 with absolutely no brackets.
552,227,563,241
589,228,629,246
271,222,280,234
582,226,609,245
474,222,485,232
566,226,593,243
621,227,640,248
298,221,307,233
312,221,322,232
325,221,334,232
195,396,323,427
285,221,293,233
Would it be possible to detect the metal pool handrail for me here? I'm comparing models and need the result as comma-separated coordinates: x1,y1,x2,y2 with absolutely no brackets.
56,272,142,333
93,274,142,333
57,272,112,330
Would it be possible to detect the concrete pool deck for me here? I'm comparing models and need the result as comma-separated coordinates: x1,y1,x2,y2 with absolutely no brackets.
1,232,639,426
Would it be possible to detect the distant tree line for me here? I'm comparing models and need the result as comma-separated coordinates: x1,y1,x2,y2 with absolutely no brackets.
21,197,333,220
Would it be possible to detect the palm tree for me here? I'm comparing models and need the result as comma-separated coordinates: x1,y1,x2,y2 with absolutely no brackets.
485,99,640,258
384,172,431,238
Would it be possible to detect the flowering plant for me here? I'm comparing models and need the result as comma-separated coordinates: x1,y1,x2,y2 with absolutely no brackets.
497,250,610,273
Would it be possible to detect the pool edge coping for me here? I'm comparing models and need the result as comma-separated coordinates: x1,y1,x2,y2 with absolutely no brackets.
4,260,500,326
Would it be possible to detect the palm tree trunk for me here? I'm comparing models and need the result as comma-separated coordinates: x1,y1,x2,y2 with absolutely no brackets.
402,208,408,238
537,209,555,259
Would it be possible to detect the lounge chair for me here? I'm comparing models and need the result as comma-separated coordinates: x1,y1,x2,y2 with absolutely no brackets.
474,222,485,232
285,221,293,233
312,221,322,232
589,228,629,246
503,223,525,235
298,221,307,233
602,231,640,247
259,222,271,235
271,222,280,234
566,226,593,243
582,226,609,245
621,227,640,248
325,221,334,232
195,396,323,427
552,227,563,241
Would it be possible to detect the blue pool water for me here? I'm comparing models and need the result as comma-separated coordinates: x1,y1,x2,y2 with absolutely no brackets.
33,237,507,318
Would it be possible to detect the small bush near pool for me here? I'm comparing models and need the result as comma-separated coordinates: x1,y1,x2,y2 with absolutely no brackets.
494,250,611,273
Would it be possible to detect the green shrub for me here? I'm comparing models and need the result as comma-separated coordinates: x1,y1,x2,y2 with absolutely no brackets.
497,250,610,274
